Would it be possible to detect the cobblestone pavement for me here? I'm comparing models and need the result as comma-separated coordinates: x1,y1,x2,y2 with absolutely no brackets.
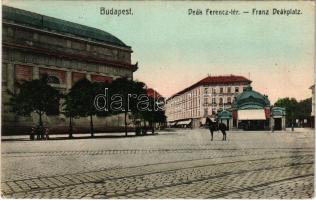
1,129,314,198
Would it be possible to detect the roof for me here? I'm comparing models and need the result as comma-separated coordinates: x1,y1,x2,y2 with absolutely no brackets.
233,86,270,110
168,75,251,100
2,6,129,48
217,110,232,119
147,88,164,100
271,107,286,116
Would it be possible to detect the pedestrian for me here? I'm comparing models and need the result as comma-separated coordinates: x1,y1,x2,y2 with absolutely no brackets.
44,128,49,140
30,127,35,140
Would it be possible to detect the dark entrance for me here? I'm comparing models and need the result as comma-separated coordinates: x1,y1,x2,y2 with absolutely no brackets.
239,120,266,130
274,118,282,130
219,119,230,130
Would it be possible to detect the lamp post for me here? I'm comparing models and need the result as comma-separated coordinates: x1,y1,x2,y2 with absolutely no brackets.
291,111,294,132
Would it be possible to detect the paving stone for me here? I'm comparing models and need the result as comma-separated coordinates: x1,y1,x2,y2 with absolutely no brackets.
1,129,314,198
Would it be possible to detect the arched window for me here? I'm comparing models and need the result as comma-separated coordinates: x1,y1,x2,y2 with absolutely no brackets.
219,98,223,104
47,75,60,84
227,97,231,104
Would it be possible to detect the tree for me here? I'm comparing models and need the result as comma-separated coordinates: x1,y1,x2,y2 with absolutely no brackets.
68,79,99,137
62,93,78,138
109,78,147,136
274,97,312,127
8,75,60,134
296,98,312,119
94,82,112,118
140,97,166,134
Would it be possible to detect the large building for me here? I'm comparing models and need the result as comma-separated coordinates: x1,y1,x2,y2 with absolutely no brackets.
165,75,251,128
2,6,138,134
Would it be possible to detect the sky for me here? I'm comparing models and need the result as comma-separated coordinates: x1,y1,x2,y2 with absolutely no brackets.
3,0,315,103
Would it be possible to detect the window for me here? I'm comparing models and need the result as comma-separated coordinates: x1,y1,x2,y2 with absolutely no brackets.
219,97,223,104
227,87,231,93
212,97,216,104
47,75,61,84
212,88,216,94
204,88,208,94
227,97,232,104
235,87,239,93
220,87,223,93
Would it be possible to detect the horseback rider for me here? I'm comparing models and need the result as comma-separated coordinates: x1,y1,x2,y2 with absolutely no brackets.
206,117,228,141
206,117,217,141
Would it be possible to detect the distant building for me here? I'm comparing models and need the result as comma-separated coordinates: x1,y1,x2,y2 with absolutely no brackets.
2,6,138,134
147,88,165,108
147,88,163,100
310,84,315,128
165,75,251,128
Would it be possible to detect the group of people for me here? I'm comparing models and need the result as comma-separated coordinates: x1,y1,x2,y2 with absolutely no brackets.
205,117,228,141
30,125,49,140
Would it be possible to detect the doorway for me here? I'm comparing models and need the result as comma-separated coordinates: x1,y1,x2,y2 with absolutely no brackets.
274,118,282,130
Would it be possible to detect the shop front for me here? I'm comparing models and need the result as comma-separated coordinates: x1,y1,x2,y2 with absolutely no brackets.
232,86,271,130
270,107,286,131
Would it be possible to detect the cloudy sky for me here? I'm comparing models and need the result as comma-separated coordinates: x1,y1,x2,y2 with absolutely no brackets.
3,0,315,103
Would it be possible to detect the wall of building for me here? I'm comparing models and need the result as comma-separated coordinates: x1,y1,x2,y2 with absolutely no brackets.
3,23,132,64
2,18,137,135
166,83,250,125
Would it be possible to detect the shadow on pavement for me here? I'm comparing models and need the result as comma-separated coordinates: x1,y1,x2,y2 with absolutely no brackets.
1,133,159,142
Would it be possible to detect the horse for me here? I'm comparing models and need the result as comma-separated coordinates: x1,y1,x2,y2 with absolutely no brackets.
206,117,228,141
218,122,227,141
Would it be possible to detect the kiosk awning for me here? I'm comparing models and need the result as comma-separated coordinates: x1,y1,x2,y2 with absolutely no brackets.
177,119,192,125
169,122,176,126
238,109,266,120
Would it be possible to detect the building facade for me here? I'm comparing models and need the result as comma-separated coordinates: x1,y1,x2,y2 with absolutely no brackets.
270,107,286,131
2,6,138,134
165,75,251,128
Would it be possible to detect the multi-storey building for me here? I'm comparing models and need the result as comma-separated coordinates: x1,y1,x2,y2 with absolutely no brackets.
2,6,138,134
165,75,251,128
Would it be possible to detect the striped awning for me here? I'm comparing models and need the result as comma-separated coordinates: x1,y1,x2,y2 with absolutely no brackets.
169,122,176,126
177,119,192,125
